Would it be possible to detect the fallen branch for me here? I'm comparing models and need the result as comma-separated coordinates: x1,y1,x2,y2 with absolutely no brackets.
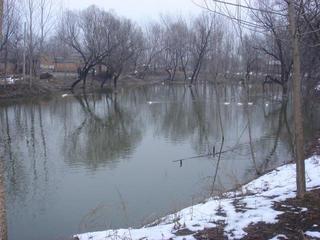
172,146,235,163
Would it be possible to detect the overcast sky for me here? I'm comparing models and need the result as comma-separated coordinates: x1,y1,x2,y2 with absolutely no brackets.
62,0,204,23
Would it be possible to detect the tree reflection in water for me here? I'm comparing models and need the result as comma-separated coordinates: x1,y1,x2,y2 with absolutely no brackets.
65,92,143,170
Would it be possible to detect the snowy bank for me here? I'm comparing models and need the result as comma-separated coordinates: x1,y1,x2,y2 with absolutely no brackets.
75,156,320,240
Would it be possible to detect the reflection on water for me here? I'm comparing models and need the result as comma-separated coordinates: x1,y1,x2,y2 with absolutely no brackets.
0,84,314,240
65,94,143,169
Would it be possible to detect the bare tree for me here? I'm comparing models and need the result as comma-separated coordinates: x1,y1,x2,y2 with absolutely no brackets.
174,18,191,81
38,0,53,75
140,14,232,83
206,18,227,78
24,0,37,87
101,19,144,89
0,0,20,79
0,0,19,53
160,16,180,81
137,23,164,79
189,13,213,85
0,0,3,37
249,1,292,94
59,6,120,89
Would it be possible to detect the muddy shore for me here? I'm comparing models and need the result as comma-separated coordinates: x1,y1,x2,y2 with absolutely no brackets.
0,74,166,100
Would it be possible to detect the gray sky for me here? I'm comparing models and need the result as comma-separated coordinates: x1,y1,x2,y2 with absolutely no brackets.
62,0,204,23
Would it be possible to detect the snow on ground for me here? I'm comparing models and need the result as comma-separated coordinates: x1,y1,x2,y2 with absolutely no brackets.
269,234,288,240
305,231,320,238
75,156,320,240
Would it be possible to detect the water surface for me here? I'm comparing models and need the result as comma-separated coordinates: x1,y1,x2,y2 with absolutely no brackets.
0,84,312,240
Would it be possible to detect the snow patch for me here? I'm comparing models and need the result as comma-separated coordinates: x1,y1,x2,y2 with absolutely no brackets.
269,234,288,240
305,231,320,238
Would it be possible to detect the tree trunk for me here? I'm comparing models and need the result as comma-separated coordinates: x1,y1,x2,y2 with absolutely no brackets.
71,68,89,90
0,1,8,231
23,22,27,80
182,65,188,82
4,44,8,76
282,84,288,97
71,77,82,90
82,72,87,88
288,0,306,198
113,76,119,89
0,0,3,40
190,61,200,85
171,64,177,81
29,29,33,88
165,69,172,81
180,56,188,81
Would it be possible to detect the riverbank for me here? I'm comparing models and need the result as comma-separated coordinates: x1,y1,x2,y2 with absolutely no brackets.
0,74,164,100
1,73,320,102
74,155,320,240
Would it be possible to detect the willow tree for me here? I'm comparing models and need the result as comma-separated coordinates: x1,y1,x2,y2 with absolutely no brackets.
101,19,144,89
189,13,213,84
60,6,120,89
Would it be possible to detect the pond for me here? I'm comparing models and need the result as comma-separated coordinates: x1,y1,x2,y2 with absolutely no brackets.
0,83,317,240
